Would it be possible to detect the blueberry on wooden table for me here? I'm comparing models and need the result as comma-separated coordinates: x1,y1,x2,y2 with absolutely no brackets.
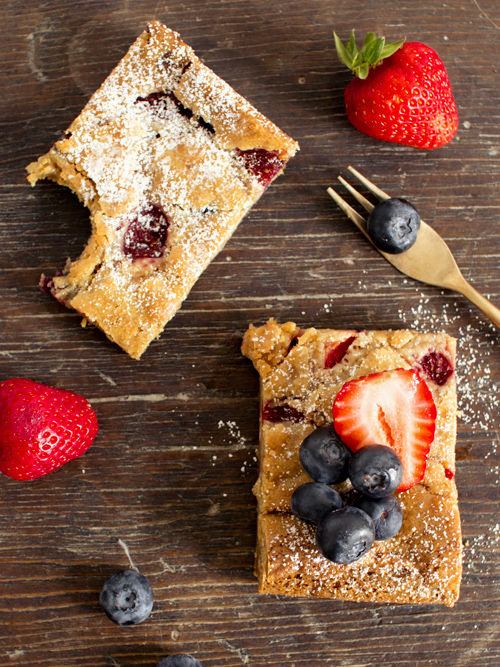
156,655,203,667
99,569,153,626
366,197,421,254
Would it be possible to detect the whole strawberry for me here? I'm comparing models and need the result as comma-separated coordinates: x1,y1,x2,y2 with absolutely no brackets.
0,378,98,480
335,31,458,149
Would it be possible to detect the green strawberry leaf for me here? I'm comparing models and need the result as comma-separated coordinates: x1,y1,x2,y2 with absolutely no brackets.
362,32,378,49
364,37,386,66
334,32,355,69
334,30,405,78
347,30,357,57
380,39,405,60
354,62,370,80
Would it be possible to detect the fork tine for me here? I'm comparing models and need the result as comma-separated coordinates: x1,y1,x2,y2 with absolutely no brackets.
338,175,375,213
326,186,370,238
348,166,391,201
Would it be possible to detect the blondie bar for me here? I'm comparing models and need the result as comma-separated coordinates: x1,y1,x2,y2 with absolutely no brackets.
242,319,462,606
27,22,298,359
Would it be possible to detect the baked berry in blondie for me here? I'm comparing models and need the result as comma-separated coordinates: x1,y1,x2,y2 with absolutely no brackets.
242,319,462,606
27,22,298,359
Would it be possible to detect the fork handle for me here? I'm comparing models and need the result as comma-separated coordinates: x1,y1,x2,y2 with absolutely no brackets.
454,279,500,330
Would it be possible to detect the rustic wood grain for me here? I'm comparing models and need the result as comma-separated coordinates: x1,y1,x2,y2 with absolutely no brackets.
2,0,500,665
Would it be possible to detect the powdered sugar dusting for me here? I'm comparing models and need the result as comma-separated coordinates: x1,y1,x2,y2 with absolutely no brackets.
396,286,500,432
463,523,500,593
183,64,242,131
29,22,297,358
244,319,462,606
261,508,459,605
217,419,248,449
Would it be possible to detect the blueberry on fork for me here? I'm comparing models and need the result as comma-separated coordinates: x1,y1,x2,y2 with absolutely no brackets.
366,197,421,254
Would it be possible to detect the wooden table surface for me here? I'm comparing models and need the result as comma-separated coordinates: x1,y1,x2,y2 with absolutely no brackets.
2,0,500,665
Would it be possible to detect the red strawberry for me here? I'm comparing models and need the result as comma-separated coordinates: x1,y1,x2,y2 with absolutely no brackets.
334,31,458,149
0,378,98,481
332,369,436,491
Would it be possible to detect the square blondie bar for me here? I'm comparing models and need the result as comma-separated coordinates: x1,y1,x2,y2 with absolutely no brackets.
27,22,298,359
242,319,462,606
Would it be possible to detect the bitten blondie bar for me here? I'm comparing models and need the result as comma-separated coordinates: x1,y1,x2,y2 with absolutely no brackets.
27,22,298,359
242,319,462,606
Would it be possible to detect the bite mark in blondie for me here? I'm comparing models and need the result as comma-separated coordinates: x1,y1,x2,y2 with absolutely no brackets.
27,22,298,359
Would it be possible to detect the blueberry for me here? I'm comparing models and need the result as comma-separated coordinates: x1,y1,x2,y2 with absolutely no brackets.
299,426,352,484
316,506,375,564
156,655,203,667
366,197,420,254
99,569,153,626
348,445,403,498
291,482,343,523
354,495,403,540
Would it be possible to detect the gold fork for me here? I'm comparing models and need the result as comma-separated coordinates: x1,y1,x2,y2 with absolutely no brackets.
327,166,500,330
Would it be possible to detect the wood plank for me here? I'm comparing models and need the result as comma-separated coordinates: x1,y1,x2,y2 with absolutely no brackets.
2,1,500,665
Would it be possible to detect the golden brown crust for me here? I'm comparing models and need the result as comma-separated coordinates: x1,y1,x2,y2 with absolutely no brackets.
27,23,298,359
243,318,462,606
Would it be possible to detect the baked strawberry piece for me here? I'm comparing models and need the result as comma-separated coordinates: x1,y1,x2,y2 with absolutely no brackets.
335,31,458,149
242,319,462,606
0,378,98,480
27,22,298,359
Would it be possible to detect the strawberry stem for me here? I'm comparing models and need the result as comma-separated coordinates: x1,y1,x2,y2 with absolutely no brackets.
334,30,405,79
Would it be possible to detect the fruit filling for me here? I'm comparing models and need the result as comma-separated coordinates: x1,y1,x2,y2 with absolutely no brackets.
417,350,454,386
135,91,215,133
234,148,285,187
123,204,170,260
325,335,357,368
261,401,306,423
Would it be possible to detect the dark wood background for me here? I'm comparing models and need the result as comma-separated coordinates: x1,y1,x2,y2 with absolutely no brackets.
2,0,500,665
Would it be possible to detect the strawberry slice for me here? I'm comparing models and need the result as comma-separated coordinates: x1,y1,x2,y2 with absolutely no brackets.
332,369,436,491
